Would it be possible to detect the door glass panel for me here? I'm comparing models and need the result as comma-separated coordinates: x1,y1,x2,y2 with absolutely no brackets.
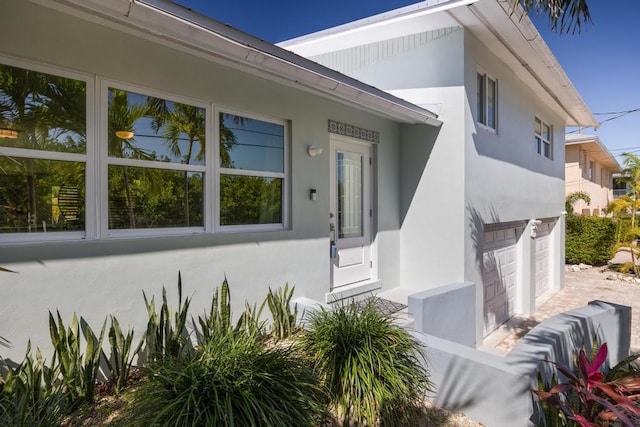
337,151,362,239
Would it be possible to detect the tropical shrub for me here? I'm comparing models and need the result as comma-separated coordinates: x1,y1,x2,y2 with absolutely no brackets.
195,276,266,344
0,343,68,427
534,343,640,426
104,316,136,394
125,331,326,426
565,215,616,265
139,273,192,363
299,298,433,426
48,311,105,406
266,283,298,340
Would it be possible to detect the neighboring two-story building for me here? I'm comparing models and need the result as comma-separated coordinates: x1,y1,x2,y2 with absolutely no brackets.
565,134,621,216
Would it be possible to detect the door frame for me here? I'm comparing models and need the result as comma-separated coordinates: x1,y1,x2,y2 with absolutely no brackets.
329,134,374,290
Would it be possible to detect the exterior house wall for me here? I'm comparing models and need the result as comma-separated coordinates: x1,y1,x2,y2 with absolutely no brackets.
0,1,429,362
565,144,616,215
312,29,468,291
462,30,566,339
308,27,567,344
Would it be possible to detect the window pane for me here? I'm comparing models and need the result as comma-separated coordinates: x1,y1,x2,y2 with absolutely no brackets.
487,78,496,129
337,151,362,239
535,118,542,136
0,157,85,233
536,136,542,154
108,165,203,229
544,141,551,159
108,88,205,165
542,123,550,141
220,175,282,225
0,64,86,153
220,113,284,172
476,73,485,125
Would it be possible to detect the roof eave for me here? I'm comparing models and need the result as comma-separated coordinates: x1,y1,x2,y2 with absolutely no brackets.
565,136,621,172
449,1,597,128
29,0,441,127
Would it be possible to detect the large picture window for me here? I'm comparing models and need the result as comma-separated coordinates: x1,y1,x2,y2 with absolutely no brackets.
106,87,206,231
0,58,290,242
0,63,87,235
218,112,286,228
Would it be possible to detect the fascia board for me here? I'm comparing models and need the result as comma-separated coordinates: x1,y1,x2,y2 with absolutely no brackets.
28,0,441,126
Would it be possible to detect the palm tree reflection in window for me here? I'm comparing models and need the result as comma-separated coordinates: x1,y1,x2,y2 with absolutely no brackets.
0,64,86,233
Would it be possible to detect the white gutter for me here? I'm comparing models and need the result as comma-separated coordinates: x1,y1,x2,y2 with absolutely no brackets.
30,0,442,127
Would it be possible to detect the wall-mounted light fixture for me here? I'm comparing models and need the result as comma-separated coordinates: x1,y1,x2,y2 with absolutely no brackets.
0,128,19,139
310,188,317,201
307,145,323,157
115,130,135,139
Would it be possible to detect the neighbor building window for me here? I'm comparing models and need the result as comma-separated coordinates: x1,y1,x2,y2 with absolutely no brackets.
535,117,552,159
477,71,497,130
0,62,87,236
106,86,206,232
218,111,287,229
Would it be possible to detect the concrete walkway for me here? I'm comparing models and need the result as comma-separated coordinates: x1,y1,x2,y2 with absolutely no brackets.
484,265,640,353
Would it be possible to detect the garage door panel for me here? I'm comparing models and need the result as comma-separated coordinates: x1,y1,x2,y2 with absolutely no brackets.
483,228,519,336
535,222,554,299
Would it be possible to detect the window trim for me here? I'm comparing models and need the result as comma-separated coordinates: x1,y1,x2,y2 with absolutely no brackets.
535,116,553,159
0,55,95,244
214,107,289,233
100,79,211,238
476,69,498,132
0,55,292,244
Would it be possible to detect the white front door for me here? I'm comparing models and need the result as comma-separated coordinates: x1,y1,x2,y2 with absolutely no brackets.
329,137,372,289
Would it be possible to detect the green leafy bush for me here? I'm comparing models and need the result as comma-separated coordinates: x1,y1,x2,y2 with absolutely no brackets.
299,298,433,426
566,215,616,265
139,273,192,363
266,283,298,340
126,332,326,426
534,343,640,426
0,343,68,427
104,316,136,394
48,311,105,406
195,277,266,344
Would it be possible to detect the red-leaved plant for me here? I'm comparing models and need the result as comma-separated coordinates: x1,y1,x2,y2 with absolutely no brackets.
534,343,640,426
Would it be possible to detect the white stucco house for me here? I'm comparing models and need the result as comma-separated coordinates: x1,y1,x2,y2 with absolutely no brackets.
1,0,596,367
280,0,598,339
565,134,621,216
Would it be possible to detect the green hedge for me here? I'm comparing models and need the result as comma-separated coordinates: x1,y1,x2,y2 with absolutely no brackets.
565,215,616,265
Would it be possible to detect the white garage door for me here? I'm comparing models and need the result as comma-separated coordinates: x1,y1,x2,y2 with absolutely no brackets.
534,222,554,300
482,227,520,336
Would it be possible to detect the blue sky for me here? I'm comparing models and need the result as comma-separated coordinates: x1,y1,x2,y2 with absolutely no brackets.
178,0,639,164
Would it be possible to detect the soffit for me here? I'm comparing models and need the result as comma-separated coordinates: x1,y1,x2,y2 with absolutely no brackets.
279,0,597,129
27,0,441,126
565,136,621,172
